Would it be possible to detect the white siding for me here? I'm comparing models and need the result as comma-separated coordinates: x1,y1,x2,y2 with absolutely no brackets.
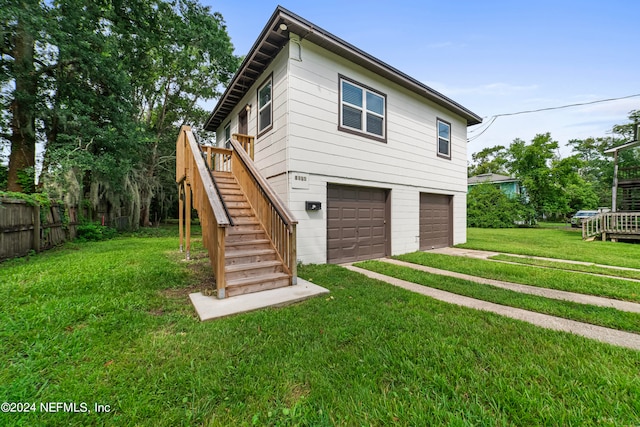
287,40,468,196
213,35,471,264
285,39,470,263
289,173,465,264
215,48,290,180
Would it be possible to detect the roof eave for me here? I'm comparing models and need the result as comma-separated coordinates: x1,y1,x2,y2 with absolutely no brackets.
604,139,640,155
204,6,482,131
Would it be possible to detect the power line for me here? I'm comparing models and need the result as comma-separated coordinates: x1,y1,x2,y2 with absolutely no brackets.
467,93,640,142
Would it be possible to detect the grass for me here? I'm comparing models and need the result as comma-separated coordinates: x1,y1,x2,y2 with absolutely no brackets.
1,229,640,425
461,227,640,269
491,254,640,280
354,260,640,334
394,252,640,303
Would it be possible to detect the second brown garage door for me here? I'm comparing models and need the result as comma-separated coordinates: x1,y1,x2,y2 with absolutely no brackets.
327,184,389,264
420,193,452,250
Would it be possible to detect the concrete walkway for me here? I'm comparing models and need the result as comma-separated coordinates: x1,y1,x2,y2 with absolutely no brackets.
345,265,640,351
383,258,640,314
430,247,640,273
189,279,329,321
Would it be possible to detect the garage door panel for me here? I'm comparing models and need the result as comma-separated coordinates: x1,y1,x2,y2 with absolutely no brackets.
420,193,452,250
327,184,389,264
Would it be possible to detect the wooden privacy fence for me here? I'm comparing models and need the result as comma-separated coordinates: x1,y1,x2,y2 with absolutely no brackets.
0,198,78,261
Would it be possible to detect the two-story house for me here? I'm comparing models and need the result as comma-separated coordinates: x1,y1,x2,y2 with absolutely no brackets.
203,6,481,265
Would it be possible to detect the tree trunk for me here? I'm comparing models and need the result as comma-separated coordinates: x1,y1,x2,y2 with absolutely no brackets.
7,16,37,193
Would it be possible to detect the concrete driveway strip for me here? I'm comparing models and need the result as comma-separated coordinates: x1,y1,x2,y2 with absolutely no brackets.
345,265,640,351
383,258,640,314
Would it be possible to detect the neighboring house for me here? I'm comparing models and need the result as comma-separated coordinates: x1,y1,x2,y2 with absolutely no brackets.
204,6,481,264
467,173,523,199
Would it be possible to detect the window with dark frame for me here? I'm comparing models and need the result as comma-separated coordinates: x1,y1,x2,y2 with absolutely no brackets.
257,77,272,135
437,119,451,158
339,76,386,140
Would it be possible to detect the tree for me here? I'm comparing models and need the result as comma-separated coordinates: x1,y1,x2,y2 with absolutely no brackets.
506,133,559,219
127,0,238,226
1,0,45,192
505,133,598,220
467,182,529,228
2,0,239,228
467,145,508,176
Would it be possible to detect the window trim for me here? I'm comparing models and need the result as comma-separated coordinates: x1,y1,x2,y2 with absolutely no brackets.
436,118,451,160
223,122,231,149
256,74,273,138
338,74,387,143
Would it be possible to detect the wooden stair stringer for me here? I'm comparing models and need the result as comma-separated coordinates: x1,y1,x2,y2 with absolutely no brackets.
213,171,291,297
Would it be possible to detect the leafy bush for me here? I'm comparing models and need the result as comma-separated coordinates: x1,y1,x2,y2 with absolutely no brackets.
0,164,7,191
468,183,530,228
76,221,118,242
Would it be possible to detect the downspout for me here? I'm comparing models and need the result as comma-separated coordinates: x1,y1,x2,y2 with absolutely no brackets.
286,36,291,210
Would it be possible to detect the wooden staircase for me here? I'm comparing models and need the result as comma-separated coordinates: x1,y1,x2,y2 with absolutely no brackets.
214,171,290,297
176,126,297,299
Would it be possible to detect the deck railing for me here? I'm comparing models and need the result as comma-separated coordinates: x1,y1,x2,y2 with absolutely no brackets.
203,136,298,284
176,125,231,298
582,212,640,240
619,166,640,181
233,133,255,160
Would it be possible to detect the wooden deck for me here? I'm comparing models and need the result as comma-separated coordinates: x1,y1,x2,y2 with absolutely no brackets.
582,212,640,241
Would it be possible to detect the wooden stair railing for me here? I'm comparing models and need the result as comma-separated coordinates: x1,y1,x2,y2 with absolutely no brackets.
176,125,232,298
233,133,255,160
202,136,298,285
582,212,640,240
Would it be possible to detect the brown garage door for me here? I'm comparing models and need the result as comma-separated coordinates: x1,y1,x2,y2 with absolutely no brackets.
420,193,452,250
327,184,389,263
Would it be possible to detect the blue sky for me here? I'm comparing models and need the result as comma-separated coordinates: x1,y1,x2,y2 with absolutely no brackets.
203,0,640,160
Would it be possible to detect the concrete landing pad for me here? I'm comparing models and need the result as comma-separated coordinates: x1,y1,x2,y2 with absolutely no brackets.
189,279,329,321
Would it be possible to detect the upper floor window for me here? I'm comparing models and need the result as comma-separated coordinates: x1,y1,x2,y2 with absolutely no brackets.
339,75,386,141
258,76,272,136
437,119,451,159
223,123,231,149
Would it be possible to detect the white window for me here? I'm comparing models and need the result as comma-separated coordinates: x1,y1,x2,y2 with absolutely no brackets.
224,123,231,149
339,76,386,140
437,119,451,159
257,76,272,135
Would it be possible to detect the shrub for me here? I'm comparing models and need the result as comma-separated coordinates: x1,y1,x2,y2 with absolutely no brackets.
76,221,118,242
468,182,529,228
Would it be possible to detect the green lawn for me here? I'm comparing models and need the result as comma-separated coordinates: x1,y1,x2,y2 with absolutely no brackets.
461,227,640,269
1,230,640,425
355,259,640,334
394,252,640,302
491,254,640,280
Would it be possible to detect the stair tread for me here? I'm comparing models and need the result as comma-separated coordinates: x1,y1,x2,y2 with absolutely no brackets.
226,239,270,246
225,259,282,273
226,248,276,258
232,218,259,224
227,228,265,234
226,272,290,288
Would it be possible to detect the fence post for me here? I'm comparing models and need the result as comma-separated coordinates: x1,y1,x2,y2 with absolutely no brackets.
33,204,41,253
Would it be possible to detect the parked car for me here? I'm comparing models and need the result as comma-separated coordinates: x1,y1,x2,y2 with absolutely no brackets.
571,210,599,228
